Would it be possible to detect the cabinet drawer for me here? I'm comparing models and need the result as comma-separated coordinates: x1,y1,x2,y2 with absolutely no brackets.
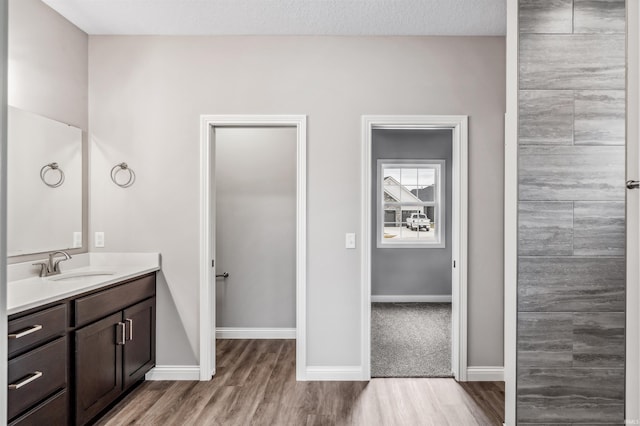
8,337,67,420
8,304,66,358
74,274,155,327
9,389,67,426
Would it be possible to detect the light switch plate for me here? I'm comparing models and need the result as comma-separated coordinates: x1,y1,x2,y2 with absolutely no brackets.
73,232,82,248
345,233,356,249
95,232,105,248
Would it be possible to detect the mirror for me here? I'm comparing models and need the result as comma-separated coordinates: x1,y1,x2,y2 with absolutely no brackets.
8,107,82,256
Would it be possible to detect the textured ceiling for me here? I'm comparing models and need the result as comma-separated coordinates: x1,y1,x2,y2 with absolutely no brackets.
41,0,506,36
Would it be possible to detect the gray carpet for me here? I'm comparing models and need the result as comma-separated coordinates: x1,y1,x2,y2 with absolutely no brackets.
371,302,452,378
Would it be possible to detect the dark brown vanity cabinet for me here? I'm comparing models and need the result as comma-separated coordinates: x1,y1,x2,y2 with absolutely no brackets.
8,273,156,426
8,304,68,426
75,298,155,424
75,312,124,425
122,298,155,389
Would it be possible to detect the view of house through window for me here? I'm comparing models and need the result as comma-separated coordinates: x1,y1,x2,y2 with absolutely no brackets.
378,160,444,247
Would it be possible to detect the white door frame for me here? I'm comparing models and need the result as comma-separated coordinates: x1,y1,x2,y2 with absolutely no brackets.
504,0,518,423
199,115,307,381
360,115,469,381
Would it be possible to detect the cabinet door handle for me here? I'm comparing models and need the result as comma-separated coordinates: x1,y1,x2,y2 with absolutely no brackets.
125,319,133,341
8,324,43,339
116,322,126,345
8,371,43,390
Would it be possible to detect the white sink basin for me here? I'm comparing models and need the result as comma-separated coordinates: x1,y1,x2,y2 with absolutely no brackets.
47,270,115,283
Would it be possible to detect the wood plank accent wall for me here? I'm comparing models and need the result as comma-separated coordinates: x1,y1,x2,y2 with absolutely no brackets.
517,0,626,423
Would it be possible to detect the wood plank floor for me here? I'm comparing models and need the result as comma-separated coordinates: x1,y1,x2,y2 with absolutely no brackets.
96,339,504,425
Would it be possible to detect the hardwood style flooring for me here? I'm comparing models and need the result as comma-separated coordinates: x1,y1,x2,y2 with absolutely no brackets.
96,340,504,426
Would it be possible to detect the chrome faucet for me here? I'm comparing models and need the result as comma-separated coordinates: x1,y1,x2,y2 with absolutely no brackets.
33,251,72,277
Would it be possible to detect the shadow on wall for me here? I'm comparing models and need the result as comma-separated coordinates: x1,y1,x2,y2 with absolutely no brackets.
156,270,198,365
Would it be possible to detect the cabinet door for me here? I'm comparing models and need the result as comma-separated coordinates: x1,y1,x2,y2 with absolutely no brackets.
123,298,155,389
75,312,123,425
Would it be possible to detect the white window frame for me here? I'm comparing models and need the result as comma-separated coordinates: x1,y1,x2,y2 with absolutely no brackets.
376,159,446,249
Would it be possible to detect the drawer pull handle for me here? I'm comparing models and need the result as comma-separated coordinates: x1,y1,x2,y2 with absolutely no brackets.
8,324,43,339
9,371,43,390
125,319,133,341
117,322,126,345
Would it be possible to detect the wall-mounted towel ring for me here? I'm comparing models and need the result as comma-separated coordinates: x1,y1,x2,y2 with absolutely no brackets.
40,162,65,188
111,162,136,188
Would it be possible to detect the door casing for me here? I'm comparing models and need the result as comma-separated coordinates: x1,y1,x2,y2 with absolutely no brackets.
360,115,469,381
625,0,640,419
199,115,307,381
504,0,518,423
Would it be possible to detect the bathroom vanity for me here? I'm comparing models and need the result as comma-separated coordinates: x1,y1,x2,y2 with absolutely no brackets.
7,254,160,425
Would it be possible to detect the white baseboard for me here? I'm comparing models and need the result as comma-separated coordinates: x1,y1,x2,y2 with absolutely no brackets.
305,366,364,381
371,295,452,303
145,365,200,381
466,366,504,382
216,327,296,339
145,364,502,382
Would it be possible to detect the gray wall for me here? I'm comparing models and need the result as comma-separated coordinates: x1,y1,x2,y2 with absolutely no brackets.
371,129,452,296
0,0,9,419
88,36,506,367
517,1,626,423
8,0,88,262
215,127,296,328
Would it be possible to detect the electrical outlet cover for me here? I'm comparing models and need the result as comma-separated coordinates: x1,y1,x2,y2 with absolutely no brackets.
345,233,356,249
73,232,82,248
95,232,105,248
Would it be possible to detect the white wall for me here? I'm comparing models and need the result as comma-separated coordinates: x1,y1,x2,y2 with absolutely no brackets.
88,36,506,368
215,127,297,328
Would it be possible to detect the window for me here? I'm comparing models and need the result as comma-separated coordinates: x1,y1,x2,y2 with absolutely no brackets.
377,160,445,248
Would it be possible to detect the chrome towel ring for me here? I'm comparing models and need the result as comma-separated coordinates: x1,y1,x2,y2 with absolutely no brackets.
111,162,136,188
40,162,65,188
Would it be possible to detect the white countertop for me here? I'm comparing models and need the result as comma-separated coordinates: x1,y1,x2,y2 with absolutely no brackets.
8,253,160,316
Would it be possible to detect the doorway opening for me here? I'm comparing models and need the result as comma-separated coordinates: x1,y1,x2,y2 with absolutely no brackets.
361,115,468,381
199,115,307,381
371,129,453,377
